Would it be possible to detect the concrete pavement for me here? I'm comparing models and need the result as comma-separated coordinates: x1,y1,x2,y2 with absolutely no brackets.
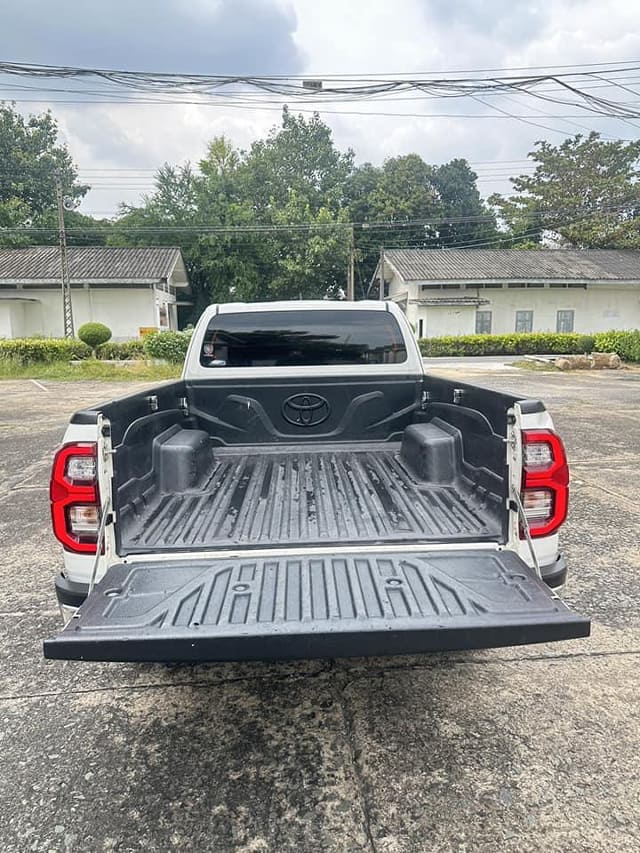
0,374,638,852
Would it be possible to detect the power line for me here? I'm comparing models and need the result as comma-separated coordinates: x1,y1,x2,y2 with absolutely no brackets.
4,93,640,129
3,60,640,118
2,199,636,236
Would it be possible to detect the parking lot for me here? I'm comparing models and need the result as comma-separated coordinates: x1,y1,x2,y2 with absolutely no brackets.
1,369,639,853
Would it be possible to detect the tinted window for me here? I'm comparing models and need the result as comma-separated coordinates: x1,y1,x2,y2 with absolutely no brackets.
200,309,407,367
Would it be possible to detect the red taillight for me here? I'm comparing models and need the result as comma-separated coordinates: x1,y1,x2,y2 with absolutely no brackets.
50,443,100,553
520,430,569,538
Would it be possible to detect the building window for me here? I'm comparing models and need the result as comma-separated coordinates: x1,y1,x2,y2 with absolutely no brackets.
475,311,492,334
467,283,503,289
418,318,424,338
421,284,461,290
515,310,533,333
557,310,575,333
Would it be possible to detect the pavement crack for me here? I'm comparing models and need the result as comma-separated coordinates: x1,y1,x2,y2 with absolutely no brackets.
0,662,335,703
333,668,378,853
2,648,638,704
576,480,639,511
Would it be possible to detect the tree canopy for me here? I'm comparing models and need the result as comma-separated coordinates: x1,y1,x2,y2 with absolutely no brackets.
490,132,640,248
3,102,639,324
0,102,109,247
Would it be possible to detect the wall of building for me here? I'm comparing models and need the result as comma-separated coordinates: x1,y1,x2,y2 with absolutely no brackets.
7,287,166,340
0,303,13,337
472,285,640,334
0,301,29,337
416,305,476,337
388,274,640,336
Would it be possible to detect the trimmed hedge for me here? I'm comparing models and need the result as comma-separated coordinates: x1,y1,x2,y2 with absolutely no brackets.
0,337,150,364
418,332,596,357
0,338,91,364
78,322,112,350
594,330,640,362
143,330,191,364
96,340,145,360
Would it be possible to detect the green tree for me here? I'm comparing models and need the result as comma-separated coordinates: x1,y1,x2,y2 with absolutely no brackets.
111,163,217,318
0,103,89,246
344,155,440,294
112,113,354,319
432,159,498,247
490,132,640,247
242,107,354,216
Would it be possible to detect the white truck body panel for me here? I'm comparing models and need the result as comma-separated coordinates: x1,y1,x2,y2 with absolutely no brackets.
57,302,561,591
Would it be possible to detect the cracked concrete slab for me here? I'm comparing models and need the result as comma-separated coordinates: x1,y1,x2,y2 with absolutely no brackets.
0,674,371,853
0,373,639,852
340,652,640,853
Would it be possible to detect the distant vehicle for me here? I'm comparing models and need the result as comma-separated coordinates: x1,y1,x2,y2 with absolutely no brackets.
44,301,589,662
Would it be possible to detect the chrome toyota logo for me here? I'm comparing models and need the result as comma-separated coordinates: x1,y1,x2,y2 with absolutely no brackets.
282,393,330,427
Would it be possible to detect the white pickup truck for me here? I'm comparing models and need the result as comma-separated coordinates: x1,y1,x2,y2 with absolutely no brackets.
44,300,589,662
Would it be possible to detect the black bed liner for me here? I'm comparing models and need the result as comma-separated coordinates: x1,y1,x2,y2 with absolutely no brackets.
120,443,502,553
43,550,590,662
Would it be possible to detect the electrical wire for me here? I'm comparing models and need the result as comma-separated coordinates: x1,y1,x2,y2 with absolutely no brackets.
2,199,636,237
3,60,640,118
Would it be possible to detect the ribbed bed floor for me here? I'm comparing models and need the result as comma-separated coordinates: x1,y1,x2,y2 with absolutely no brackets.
122,445,501,552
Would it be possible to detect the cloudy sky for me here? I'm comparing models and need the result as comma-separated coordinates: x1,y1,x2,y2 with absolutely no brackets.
1,0,639,216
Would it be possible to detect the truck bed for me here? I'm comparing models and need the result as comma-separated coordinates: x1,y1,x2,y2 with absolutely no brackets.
120,443,502,553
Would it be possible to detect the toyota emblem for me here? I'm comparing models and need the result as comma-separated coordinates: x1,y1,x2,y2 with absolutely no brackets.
282,393,330,427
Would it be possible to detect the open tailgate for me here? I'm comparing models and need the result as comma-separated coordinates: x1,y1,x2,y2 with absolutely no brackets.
44,550,589,662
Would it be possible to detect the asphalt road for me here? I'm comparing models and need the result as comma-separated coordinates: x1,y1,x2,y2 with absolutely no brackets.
0,371,638,853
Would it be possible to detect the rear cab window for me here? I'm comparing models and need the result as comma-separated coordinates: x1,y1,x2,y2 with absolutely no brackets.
200,309,408,367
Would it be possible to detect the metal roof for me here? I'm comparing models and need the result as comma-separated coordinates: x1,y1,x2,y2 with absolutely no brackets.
0,246,188,285
383,249,640,283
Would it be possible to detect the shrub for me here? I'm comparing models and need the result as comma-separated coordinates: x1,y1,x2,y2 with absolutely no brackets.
78,322,112,354
143,330,191,364
0,338,91,365
96,340,145,360
594,330,640,362
418,332,596,358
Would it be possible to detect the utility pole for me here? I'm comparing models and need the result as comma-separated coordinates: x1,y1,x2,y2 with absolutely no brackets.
55,175,74,338
347,224,355,300
378,246,385,300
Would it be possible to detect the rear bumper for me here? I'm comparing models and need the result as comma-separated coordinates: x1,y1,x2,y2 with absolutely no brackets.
540,554,568,589
54,573,91,608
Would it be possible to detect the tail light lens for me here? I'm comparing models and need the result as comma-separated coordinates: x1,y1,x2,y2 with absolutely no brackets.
50,443,100,553
520,430,569,538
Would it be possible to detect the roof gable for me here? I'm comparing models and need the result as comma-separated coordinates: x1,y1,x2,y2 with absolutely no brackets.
384,249,640,282
0,246,187,285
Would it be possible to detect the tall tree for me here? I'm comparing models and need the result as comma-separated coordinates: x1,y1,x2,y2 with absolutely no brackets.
112,114,353,318
345,155,441,293
490,132,640,247
432,159,497,247
0,103,90,246
242,107,354,216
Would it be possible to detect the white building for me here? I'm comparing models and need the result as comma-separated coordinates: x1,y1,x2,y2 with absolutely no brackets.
0,246,191,340
376,249,640,337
